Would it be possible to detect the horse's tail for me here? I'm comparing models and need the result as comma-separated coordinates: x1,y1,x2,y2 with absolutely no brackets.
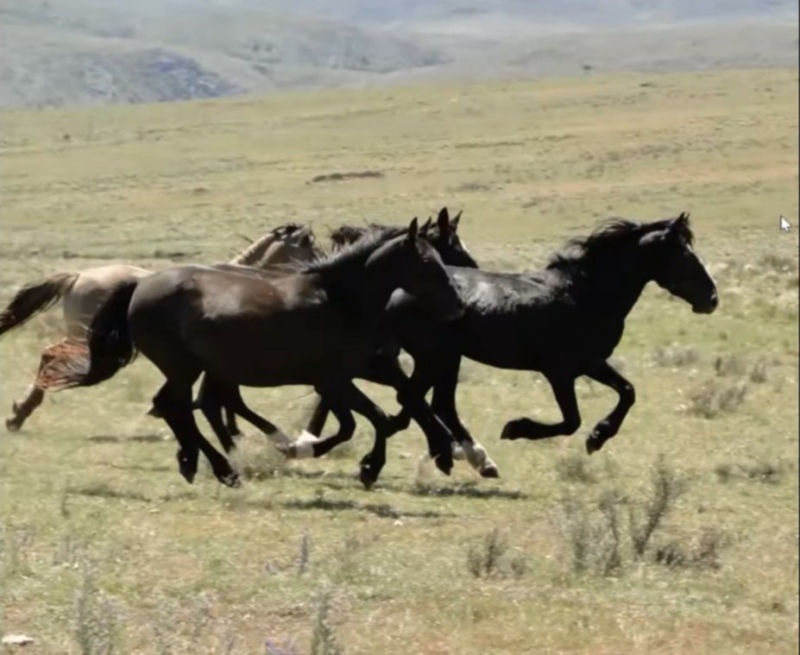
0,272,78,337
37,280,139,390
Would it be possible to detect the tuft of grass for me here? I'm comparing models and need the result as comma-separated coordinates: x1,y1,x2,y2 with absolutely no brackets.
265,638,300,655
629,456,687,558
759,253,797,273
297,532,311,577
231,441,287,481
653,344,700,368
555,452,598,484
74,561,121,655
714,353,748,377
310,589,344,655
715,459,789,485
749,359,769,383
655,527,731,571
686,378,748,418
557,456,704,576
466,529,529,579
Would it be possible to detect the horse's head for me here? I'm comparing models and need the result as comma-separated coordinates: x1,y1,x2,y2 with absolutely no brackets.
366,217,465,322
641,212,718,314
261,223,321,267
420,207,478,269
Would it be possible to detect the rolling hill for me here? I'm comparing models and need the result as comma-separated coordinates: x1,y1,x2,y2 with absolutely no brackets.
1,0,797,108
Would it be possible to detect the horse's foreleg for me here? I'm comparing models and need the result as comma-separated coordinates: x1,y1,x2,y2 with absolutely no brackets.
583,361,635,454
282,381,363,461
378,359,455,476
304,396,331,438
430,357,499,478
500,374,581,441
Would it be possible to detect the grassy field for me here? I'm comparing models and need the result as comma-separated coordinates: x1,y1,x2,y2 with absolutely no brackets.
1,67,798,654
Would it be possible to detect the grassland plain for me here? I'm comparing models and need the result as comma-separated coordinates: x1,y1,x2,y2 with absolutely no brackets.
0,68,798,654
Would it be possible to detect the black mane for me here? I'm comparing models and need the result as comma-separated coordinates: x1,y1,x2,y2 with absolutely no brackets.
298,227,401,275
329,223,406,250
547,213,693,271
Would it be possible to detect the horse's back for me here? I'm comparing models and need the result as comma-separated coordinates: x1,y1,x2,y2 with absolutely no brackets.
63,264,153,337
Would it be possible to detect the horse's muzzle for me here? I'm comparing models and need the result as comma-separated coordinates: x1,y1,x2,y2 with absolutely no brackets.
693,291,719,314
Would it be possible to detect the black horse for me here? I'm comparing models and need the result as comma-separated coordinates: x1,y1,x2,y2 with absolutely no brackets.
307,212,719,485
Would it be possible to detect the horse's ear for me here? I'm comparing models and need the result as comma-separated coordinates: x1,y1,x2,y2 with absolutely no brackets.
407,217,419,240
421,216,433,233
436,206,450,234
451,210,462,230
674,211,690,226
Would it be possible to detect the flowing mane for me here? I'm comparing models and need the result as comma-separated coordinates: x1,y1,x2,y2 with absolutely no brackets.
296,227,402,275
229,222,306,266
546,213,694,271
329,224,406,251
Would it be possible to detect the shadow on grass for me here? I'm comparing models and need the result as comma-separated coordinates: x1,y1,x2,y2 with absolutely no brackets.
87,433,164,444
66,482,151,503
103,462,172,474
279,495,454,519
318,477,529,501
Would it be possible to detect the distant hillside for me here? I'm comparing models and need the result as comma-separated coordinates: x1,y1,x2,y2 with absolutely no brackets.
0,0,797,109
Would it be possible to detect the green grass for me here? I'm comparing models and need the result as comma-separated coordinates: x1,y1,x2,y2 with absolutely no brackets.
1,67,798,654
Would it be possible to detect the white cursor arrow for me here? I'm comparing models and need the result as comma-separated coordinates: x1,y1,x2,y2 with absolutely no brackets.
779,215,791,232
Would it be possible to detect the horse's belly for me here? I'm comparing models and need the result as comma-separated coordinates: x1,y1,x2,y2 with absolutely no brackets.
190,322,373,387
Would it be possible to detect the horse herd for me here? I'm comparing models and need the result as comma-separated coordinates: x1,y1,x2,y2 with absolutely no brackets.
0,208,719,491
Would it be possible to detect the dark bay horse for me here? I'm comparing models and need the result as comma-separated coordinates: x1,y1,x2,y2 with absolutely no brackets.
174,208,494,489
308,213,719,484
45,219,466,487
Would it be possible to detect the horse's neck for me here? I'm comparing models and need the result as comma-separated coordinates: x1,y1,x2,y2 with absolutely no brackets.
316,248,396,323
229,234,278,266
570,255,651,321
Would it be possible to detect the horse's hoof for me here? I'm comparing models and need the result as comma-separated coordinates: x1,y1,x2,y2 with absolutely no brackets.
480,465,500,479
433,454,453,476
451,443,466,461
5,417,21,433
585,436,602,455
219,471,241,488
358,466,377,491
275,443,295,459
500,420,521,440
179,468,196,484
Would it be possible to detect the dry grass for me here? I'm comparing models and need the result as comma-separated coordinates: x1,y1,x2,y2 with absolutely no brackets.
1,67,798,654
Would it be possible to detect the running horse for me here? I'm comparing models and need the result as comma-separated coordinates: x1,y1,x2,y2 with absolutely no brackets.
0,222,320,432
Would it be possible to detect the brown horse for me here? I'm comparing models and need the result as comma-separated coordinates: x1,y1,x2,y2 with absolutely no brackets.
45,218,466,488
0,223,319,432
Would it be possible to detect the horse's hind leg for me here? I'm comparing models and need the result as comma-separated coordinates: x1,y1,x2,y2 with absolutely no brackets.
223,406,241,438
6,383,45,432
583,361,635,454
221,388,291,448
152,381,239,488
284,381,395,489
6,341,65,431
500,373,582,441
195,375,237,453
